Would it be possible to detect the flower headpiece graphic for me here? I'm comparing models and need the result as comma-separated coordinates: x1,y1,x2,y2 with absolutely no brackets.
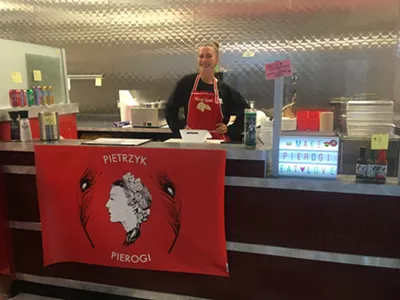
106,172,152,246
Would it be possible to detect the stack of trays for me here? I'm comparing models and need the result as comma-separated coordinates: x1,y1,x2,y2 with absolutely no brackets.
346,100,394,137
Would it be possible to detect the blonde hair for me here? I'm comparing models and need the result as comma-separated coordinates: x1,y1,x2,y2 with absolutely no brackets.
199,41,220,57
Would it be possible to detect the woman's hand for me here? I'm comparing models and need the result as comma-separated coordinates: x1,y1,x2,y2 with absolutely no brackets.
184,126,191,130
215,123,227,134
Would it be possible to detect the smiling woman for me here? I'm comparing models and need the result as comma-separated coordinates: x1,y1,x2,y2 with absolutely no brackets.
165,41,249,142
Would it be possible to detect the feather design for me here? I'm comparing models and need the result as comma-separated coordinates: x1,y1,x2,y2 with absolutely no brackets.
78,168,102,248
153,171,181,254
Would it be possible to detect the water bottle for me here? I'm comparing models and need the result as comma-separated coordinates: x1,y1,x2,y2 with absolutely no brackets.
244,101,257,148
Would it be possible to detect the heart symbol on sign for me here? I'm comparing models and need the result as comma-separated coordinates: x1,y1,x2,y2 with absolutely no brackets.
300,167,305,172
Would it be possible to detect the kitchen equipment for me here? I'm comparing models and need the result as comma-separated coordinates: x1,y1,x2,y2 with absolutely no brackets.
329,97,352,132
38,111,60,141
282,117,297,131
118,90,140,122
139,99,167,109
319,112,334,133
346,100,394,137
130,107,167,127
296,110,329,131
308,111,320,131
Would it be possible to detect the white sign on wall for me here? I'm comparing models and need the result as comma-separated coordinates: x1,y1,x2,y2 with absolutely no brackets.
279,136,340,179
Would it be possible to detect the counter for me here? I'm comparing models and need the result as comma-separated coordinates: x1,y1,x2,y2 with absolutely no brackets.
1,140,400,300
0,103,79,121
77,121,174,141
1,139,400,196
0,103,79,141
77,121,172,133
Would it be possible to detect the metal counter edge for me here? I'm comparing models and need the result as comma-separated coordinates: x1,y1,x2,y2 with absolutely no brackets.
2,165,400,197
0,141,269,161
224,175,400,197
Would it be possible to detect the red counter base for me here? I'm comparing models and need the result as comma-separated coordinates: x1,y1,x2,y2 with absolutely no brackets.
0,114,77,141
3,147,400,299
0,169,14,298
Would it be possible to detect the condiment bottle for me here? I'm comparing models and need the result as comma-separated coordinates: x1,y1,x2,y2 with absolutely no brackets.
8,111,20,141
19,111,32,142
356,146,367,181
376,150,387,184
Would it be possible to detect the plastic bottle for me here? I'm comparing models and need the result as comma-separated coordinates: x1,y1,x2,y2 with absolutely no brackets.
375,150,387,184
8,111,20,141
244,101,257,148
19,111,32,142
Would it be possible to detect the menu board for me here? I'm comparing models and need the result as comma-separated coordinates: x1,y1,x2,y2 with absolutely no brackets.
279,136,340,179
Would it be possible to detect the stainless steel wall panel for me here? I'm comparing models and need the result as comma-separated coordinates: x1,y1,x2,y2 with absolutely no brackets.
291,48,397,108
0,0,37,43
69,77,118,114
33,0,113,75
34,0,111,46
0,0,399,116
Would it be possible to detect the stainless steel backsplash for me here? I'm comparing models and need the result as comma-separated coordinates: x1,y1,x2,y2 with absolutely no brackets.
1,0,399,118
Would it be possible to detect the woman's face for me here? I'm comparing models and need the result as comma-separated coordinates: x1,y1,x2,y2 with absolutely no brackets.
106,186,131,223
198,46,218,74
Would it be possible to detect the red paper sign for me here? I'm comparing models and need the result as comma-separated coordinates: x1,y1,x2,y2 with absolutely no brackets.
265,59,292,80
35,145,228,277
0,169,12,275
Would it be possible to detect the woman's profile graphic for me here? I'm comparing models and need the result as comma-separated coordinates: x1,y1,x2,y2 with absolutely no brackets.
106,172,152,246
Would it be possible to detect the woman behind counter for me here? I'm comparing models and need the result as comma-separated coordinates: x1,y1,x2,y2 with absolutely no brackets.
165,42,249,141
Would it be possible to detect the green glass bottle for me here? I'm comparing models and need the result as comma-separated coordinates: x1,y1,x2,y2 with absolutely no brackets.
244,101,257,148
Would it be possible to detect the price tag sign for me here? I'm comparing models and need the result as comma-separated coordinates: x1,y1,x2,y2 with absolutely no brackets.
265,59,292,80
242,51,255,57
371,134,389,150
12,72,23,83
95,77,102,87
33,70,42,82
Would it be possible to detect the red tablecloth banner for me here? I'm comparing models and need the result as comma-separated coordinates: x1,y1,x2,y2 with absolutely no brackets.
35,145,228,277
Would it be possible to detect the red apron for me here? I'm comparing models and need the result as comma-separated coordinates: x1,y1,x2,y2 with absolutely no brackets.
186,75,230,141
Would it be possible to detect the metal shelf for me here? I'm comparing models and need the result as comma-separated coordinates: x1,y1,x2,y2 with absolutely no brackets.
339,134,400,141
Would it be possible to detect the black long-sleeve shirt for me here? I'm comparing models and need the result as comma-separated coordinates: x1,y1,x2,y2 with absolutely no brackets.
166,73,249,141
